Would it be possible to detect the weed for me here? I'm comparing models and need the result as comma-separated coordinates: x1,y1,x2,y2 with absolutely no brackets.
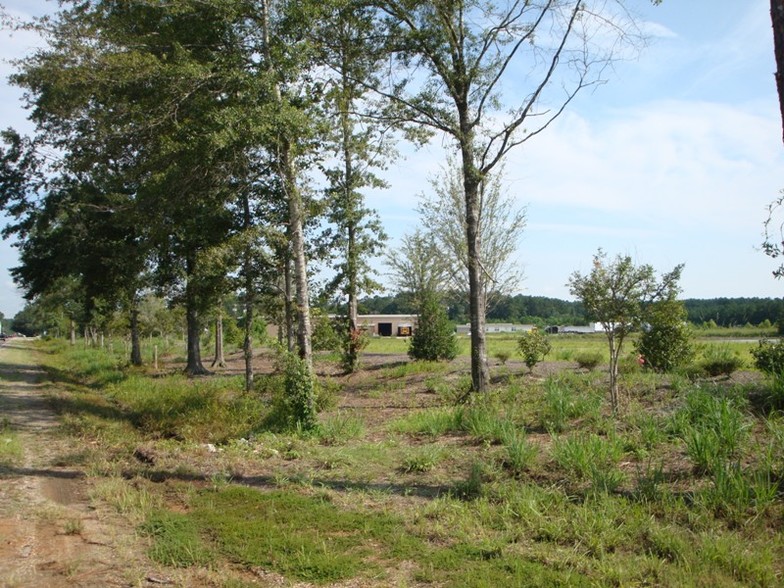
494,350,511,365
699,532,778,586
552,432,625,494
142,510,214,567
675,387,749,473
63,518,84,535
634,456,666,502
451,461,485,500
502,431,537,475
0,428,23,465
634,412,667,451
462,405,516,444
700,463,779,521
701,344,744,377
92,477,162,524
401,445,443,473
317,412,365,445
388,407,461,438
574,351,603,371
540,376,601,433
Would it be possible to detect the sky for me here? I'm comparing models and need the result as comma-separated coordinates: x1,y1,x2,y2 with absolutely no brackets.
1,0,783,318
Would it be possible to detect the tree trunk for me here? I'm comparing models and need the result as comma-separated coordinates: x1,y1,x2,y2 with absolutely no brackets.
211,312,226,368
461,145,490,393
243,301,254,392
130,306,142,366
70,320,76,345
343,80,360,373
772,0,784,142
286,161,313,367
284,253,295,353
259,0,312,368
608,332,619,413
242,194,254,393
184,256,209,376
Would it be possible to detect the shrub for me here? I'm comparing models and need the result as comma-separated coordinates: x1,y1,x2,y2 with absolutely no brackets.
339,325,369,373
494,350,511,365
750,338,784,375
408,290,458,362
701,344,744,377
284,354,317,431
311,309,341,352
574,351,602,371
636,299,695,372
517,328,551,371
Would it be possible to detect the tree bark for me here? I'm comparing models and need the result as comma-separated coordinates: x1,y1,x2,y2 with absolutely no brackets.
70,319,76,345
184,256,209,376
242,194,254,392
460,135,490,393
130,306,142,366
772,0,784,143
243,301,254,392
284,253,295,353
285,157,313,367
211,312,226,368
259,0,312,368
344,94,359,372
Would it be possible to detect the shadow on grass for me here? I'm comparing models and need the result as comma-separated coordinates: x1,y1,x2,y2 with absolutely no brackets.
0,361,48,384
123,467,454,500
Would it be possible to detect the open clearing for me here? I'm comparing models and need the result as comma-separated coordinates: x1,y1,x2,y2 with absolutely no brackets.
0,335,782,587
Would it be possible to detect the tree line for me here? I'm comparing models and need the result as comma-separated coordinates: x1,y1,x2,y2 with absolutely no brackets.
357,292,784,328
0,1,677,425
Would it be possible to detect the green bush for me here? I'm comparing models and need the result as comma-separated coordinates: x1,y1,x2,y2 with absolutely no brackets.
701,345,744,377
284,354,317,431
636,299,695,372
311,309,341,352
574,351,602,371
517,328,551,371
408,291,458,362
750,339,784,375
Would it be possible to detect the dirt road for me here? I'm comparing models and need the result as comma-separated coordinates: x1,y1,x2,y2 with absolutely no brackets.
0,339,142,587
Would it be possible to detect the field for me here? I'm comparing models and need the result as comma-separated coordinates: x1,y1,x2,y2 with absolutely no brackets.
1,331,783,587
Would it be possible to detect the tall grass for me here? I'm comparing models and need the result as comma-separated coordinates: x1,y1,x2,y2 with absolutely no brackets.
539,375,602,433
107,374,266,443
552,432,626,494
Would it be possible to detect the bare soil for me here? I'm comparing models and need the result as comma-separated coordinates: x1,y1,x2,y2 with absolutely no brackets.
0,339,153,588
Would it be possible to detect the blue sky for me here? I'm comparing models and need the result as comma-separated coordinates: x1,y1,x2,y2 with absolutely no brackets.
1,0,783,318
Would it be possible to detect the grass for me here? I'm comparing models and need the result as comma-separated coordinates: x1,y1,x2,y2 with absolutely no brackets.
0,423,23,466
13,337,784,587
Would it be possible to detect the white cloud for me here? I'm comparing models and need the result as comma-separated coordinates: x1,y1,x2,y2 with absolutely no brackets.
504,99,783,229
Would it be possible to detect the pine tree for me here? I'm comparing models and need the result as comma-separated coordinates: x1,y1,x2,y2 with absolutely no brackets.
409,290,458,362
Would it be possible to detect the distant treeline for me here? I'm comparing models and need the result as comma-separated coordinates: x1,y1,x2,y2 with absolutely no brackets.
358,293,784,327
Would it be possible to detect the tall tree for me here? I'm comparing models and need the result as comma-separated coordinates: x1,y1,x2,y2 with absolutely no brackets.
317,1,390,372
418,159,526,312
771,0,784,142
257,0,321,369
385,229,449,306
12,0,262,374
372,0,642,392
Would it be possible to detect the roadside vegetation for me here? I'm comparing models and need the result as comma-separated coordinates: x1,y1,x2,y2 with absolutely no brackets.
17,328,783,587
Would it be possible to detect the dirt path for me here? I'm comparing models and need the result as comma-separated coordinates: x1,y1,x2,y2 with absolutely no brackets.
0,339,144,588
